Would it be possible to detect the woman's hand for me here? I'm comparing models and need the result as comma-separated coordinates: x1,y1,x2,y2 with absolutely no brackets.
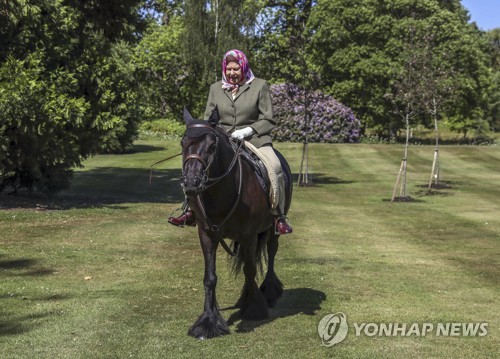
231,127,254,140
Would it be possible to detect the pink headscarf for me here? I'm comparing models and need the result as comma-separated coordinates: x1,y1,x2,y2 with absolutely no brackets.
221,49,255,91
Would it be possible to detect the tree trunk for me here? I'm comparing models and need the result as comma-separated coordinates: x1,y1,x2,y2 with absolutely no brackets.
401,113,410,197
428,98,440,189
298,83,311,186
391,160,405,201
213,0,220,83
391,113,410,201
297,142,309,186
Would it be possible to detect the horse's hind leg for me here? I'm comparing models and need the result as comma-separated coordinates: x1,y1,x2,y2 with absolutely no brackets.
260,231,283,308
188,229,229,339
238,239,269,321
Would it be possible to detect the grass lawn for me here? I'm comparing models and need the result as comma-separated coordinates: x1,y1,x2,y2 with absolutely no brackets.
1,139,498,358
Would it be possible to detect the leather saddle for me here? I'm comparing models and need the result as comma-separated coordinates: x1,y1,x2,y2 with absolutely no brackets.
231,141,270,196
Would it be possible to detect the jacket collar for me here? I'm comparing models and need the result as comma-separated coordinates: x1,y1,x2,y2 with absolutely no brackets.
224,82,251,101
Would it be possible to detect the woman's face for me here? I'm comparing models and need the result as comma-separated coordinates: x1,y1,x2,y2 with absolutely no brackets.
225,61,243,85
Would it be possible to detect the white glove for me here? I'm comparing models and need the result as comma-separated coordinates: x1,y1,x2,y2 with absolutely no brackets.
231,127,254,140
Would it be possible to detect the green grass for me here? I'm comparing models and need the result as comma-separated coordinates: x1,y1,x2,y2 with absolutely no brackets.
1,140,498,358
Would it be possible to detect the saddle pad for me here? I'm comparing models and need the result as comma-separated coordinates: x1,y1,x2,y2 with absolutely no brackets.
236,143,270,198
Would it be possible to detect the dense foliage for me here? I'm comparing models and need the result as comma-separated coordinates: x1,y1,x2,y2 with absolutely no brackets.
1,0,498,193
486,28,500,132
0,0,143,192
307,0,491,136
271,84,361,143
134,18,190,121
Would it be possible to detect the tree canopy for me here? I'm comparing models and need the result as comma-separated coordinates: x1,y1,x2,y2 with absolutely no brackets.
1,0,498,192
307,0,491,136
0,0,144,192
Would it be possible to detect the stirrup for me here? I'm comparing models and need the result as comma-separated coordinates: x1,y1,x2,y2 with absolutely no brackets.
168,207,183,218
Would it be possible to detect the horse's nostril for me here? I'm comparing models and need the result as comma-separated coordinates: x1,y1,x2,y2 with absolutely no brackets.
194,177,201,186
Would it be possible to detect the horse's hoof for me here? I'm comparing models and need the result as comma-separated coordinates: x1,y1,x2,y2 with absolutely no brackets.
260,274,284,308
188,311,230,339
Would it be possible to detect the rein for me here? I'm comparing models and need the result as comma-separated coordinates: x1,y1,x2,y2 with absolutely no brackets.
149,152,182,184
183,123,244,256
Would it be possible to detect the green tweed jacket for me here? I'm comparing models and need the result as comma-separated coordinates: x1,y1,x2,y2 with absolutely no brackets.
203,78,276,148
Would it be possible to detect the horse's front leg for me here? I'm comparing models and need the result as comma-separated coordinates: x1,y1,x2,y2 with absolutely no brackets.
188,228,229,339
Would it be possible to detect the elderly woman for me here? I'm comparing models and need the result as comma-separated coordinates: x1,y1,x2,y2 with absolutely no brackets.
169,49,292,235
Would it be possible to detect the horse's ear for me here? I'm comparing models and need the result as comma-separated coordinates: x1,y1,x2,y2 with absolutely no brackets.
207,106,220,127
183,107,195,126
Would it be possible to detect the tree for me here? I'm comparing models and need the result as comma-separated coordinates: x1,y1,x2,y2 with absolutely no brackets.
417,31,458,189
308,0,491,138
134,1,262,121
487,71,500,134
0,53,89,192
252,0,317,185
487,28,500,69
0,0,144,192
178,0,260,117
437,18,491,140
134,17,191,121
385,25,425,201
486,28,500,133
252,0,314,83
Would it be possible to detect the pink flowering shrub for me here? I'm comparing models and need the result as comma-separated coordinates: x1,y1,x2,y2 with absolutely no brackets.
270,83,361,143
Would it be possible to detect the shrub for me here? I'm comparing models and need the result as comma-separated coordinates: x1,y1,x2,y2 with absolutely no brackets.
139,118,185,138
0,2,143,192
270,83,361,143
0,55,88,193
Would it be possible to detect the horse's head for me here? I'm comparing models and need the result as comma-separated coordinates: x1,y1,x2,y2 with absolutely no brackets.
181,107,221,195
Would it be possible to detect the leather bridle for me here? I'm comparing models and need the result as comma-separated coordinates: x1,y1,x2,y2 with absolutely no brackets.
182,123,244,255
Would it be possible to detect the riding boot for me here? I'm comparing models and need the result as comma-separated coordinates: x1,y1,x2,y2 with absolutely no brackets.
168,210,196,227
274,208,292,235
275,217,292,234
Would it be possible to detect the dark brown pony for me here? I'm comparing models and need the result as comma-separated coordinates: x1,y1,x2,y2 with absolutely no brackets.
180,108,292,339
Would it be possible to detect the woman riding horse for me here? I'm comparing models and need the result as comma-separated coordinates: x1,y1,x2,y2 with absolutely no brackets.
169,49,292,235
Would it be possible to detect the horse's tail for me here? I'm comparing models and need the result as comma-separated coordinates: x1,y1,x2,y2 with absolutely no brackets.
229,231,269,277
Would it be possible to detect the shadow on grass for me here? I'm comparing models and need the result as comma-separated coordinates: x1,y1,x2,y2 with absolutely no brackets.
381,197,425,203
0,258,38,269
1,170,351,211
381,180,467,201
122,144,166,154
291,173,354,186
0,256,65,336
0,257,56,277
225,287,326,333
0,167,185,210
414,189,453,197
0,312,51,336
416,180,455,189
